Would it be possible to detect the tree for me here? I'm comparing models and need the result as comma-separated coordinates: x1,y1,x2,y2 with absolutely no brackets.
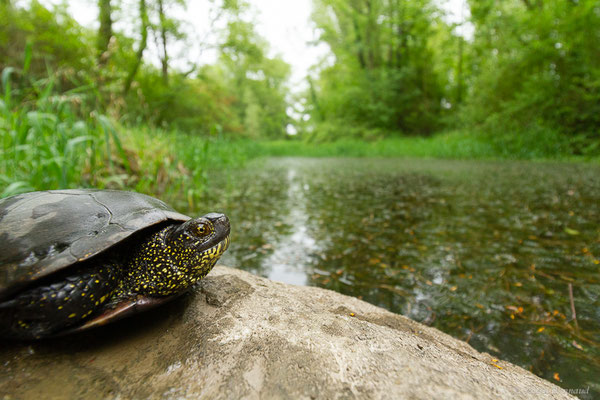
464,0,600,142
309,0,449,137
123,0,150,95
97,0,112,64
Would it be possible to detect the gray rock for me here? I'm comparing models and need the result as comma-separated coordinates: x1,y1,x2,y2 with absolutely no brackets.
0,266,574,399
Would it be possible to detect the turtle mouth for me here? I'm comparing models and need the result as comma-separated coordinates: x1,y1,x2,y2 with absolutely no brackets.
207,234,230,257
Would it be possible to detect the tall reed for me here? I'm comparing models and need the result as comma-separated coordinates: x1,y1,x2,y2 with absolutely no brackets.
0,67,127,197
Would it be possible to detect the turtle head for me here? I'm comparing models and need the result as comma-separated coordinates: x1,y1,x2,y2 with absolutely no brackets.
116,213,230,300
167,213,231,259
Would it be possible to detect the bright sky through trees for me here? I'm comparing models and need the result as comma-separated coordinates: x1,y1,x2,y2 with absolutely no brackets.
37,0,470,90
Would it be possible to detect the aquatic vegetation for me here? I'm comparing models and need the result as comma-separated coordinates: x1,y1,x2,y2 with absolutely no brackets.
212,158,600,397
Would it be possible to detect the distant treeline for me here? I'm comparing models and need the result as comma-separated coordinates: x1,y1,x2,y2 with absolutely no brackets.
0,0,290,138
307,0,599,154
0,0,599,155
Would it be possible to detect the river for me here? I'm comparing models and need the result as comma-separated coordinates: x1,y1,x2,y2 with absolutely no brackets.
202,157,600,397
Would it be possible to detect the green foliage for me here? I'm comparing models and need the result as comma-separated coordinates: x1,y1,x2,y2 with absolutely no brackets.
463,0,600,147
235,129,587,161
1,0,599,185
308,0,448,137
0,1,95,78
0,66,248,204
219,20,291,138
0,68,121,196
0,1,291,140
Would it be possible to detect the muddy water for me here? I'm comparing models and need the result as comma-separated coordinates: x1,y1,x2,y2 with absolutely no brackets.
203,157,600,397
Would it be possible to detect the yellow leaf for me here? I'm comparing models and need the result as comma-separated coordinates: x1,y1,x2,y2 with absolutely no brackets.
553,372,560,381
510,314,515,320
537,327,545,333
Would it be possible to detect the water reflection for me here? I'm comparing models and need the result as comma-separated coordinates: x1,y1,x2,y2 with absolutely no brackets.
205,158,600,398
262,166,320,285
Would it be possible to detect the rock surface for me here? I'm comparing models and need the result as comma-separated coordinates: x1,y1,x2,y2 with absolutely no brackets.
1,266,574,399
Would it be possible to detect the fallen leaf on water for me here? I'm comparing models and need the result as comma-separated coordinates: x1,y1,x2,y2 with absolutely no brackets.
572,341,584,351
564,227,580,236
553,372,561,381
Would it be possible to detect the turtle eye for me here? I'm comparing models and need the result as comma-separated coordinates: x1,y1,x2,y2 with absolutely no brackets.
195,223,212,237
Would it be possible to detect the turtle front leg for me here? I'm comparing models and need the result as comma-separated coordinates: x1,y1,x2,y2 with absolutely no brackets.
0,261,120,339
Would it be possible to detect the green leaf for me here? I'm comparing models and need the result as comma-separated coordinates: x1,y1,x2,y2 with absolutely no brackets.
564,227,580,236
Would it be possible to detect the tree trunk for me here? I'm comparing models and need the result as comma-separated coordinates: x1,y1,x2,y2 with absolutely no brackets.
97,0,112,64
123,0,149,95
352,16,366,69
157,0,169,85
307,76,324,121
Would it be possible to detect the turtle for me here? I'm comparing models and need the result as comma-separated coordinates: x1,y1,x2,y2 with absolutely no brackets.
0,189,230,339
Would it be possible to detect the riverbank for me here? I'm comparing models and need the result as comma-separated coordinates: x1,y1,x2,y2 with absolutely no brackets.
2,115,598,201
240,131,599,162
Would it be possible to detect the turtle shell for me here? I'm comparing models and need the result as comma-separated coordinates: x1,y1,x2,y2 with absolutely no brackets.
0,189,190,301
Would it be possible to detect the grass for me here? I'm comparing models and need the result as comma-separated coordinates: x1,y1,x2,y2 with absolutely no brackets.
0,68,247,208
236,128,596,162
2,66,597,203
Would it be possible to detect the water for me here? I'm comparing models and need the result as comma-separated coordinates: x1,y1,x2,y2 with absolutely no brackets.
201,158,600,397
